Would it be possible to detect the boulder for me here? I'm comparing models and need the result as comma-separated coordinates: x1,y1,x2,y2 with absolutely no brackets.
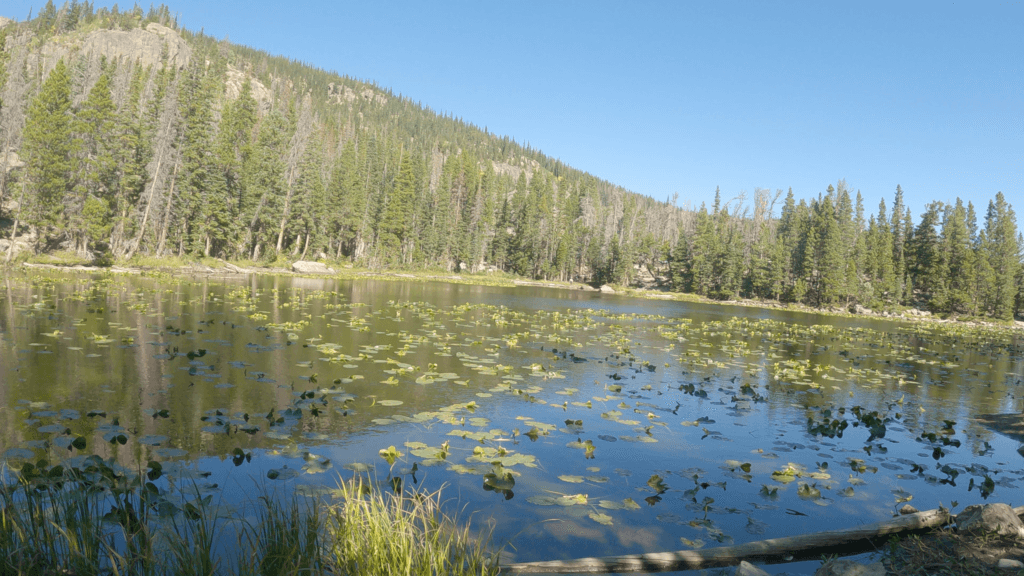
291,261,335,275
599,284,615,293
957,504,1024,538
997,558,1024,569
814,559,885,576
734,560,770,576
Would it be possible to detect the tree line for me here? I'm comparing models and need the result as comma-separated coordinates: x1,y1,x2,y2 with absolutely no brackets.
0,3,1021,320
668,185,1023,320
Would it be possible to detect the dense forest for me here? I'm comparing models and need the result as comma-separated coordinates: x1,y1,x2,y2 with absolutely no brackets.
0,2,1022,320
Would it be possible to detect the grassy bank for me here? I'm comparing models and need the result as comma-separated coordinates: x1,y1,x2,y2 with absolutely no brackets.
0,458,498,576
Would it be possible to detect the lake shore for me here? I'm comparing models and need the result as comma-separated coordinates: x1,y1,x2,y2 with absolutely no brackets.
13,256,1024,333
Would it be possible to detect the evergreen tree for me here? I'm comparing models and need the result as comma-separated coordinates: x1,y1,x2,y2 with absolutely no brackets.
22,59,76,247
815,192,845,307
377,147,417,265
73,66,118,255
942,199,975,314
891,185,907,304
982,192,1021,319
688,205,715,296
869,199,896,307
910,201,945,308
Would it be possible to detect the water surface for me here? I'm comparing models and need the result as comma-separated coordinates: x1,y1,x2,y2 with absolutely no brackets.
2,271,1023,573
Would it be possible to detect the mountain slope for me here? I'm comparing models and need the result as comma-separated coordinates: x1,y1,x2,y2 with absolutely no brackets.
0,4,679,283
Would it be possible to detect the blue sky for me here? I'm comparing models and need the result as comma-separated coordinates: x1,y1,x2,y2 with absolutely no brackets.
6,1,1023,225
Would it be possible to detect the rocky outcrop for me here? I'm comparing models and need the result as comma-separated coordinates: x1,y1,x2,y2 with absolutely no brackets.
291,261,335,274
599,284,615,293
957,504,1024,538
225,65,272,113
81,23,191,70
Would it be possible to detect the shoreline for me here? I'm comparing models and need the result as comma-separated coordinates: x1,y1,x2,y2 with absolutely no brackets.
11,259,1024,333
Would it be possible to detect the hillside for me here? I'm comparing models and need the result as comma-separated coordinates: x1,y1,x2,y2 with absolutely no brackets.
0,3,680,284
0,3,1021,320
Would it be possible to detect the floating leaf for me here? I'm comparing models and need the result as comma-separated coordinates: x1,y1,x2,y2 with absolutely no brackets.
378,446,404,467
680,537,705,549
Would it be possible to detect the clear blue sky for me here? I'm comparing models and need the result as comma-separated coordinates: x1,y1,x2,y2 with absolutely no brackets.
6,1,1023,225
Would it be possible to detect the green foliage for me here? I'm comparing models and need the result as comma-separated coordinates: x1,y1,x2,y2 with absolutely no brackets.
22,59,76,242
3,11,1021,318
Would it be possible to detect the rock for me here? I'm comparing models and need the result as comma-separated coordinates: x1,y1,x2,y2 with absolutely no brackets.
899,504,920,515
957,504,1024,538
851,304,872,315
81,24,191,70
291,261,335,274
814,559,886,576
224,66,272,112
997,558,1024,569
0,238,30,257
599,284,615,293
220,260,253,274
2,148,24,173
734,560,770,576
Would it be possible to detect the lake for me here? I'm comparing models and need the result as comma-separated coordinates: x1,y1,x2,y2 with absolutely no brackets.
2,270,1023,573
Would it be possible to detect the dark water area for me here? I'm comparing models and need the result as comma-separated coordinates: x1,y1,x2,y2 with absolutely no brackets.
2,271,1023,574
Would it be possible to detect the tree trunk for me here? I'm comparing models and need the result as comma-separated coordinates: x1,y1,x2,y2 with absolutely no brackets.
155,161,180,256
501,507,953,574
125,154,163,261
5,183,27,264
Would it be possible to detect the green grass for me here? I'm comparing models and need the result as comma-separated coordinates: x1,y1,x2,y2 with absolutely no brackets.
0,461,500,576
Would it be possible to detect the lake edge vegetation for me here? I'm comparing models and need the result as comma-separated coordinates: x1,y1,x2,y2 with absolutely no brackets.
0,456,499,576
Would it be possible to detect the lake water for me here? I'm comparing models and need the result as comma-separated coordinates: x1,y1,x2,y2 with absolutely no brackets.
2,271,1023,573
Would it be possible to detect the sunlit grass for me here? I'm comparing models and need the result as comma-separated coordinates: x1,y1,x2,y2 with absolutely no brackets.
0,463,499,576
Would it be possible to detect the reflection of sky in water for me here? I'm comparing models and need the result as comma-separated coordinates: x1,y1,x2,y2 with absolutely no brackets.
1,273,1023,573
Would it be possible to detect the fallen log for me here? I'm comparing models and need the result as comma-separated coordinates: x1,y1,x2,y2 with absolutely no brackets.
500,507,952,574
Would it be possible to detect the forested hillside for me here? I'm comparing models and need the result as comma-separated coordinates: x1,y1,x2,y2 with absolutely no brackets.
0,2,1021,319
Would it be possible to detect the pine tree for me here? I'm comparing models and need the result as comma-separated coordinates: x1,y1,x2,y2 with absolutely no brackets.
377,147,417,265
22,59,76,247
242,111,288,260
983,192,1021,319
816,193,845,307
891,185,907,304
869,199,896,307
73,66,118,255
942,199,975,314
688,205,715,296
910,201,945,309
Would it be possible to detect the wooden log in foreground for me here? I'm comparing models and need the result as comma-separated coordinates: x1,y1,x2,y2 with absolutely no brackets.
500,507,951,574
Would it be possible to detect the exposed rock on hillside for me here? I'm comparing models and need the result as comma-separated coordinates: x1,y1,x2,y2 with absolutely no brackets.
81,23,191,69
326,82,388,106
225,65,272,112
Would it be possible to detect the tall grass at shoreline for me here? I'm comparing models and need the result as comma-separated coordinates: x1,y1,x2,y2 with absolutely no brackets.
0,460,499,575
